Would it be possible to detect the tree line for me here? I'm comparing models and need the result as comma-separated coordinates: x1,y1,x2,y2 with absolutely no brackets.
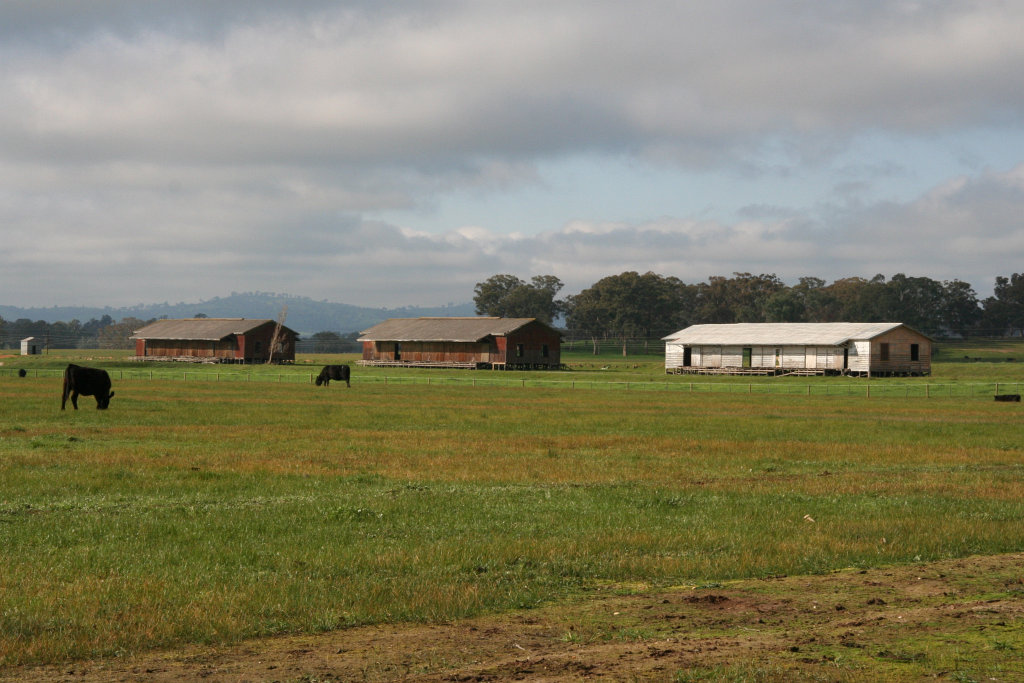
0,315,153,351
474,271,1024,350
5,272,1023,354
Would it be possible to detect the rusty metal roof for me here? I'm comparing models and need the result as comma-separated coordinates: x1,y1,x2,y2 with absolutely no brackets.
662,322,920,346
358,317,549,342
131,318,291,341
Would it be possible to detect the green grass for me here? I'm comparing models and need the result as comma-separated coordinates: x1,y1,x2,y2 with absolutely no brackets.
1,350,1023,666
5,347,1024,397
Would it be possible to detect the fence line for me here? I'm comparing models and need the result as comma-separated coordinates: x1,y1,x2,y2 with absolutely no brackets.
3,367,1021,399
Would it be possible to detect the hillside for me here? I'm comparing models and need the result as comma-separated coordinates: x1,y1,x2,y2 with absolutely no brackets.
0,292,476,335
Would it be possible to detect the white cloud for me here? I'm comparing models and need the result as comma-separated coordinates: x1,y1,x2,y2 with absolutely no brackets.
0,2,1022,308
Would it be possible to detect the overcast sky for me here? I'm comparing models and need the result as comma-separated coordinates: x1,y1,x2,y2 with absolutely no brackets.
3,1,1023,309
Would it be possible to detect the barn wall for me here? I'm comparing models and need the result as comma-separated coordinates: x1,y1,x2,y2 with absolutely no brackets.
237,324,296,363
504,322,561,367
666,343,848,371
665,342,685,369
139,339,239,359
867,328,931,375
849,341,870,373
363,341,491,364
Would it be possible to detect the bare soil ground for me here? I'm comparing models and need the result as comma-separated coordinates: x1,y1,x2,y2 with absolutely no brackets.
4,553,1023,682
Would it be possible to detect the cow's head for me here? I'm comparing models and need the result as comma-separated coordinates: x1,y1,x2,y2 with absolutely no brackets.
97,391,115,409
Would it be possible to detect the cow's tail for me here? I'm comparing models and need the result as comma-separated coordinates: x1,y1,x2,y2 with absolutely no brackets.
60,365,71,410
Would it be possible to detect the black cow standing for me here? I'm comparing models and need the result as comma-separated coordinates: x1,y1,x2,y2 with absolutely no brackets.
61,364,115,410
315,364,351,388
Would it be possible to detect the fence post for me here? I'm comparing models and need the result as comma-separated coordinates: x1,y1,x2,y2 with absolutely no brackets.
866,384,870,398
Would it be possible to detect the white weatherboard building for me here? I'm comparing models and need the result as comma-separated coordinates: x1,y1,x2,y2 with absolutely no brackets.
662,323,932,377
20,337,40,355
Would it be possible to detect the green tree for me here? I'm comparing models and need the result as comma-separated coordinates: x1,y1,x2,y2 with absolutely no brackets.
876,274,945,333
695,273,785,323
764,288,806,322
825,276,886,321
939,279,981,338
565,271,694,355
98,317,150,350
985,273,1024,336
310,331,345,353
473,274,564,323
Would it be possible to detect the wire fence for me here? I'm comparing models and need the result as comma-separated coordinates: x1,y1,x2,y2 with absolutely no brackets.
4,366,1021,400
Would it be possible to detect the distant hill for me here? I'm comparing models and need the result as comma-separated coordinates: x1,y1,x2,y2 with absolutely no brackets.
0,292,477,335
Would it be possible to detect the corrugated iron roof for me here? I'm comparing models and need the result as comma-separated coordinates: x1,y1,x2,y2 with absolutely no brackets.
358,317,547,342
662,322,913,346
131,318,283,341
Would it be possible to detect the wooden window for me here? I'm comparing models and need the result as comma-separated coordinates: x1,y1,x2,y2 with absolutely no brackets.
910,343,920,361
394,342,401,361
542,344,549,358
742,347,752,368
516,343,524,358
879,343,889,361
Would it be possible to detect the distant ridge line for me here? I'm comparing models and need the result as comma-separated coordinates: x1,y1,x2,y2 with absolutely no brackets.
0,292,476,335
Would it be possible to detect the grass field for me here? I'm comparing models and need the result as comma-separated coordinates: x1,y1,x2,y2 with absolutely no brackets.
1,349,1023,679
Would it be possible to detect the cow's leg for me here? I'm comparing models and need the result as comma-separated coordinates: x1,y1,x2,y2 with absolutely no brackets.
71,391,80,410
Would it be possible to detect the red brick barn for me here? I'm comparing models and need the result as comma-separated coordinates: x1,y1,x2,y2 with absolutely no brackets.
130,318,298,363
358,317,562,369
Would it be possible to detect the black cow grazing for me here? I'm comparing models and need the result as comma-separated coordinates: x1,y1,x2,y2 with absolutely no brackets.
61,364,115,410
18,369,27,377
315,364,351,387
994,394,1021,402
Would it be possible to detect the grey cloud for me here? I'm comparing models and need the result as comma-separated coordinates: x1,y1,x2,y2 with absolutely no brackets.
4,2,1021,171
2,165,1022,307
1,2,1021,308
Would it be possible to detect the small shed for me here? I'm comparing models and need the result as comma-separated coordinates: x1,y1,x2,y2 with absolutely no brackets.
662,322,932,377
358,317,562,369
20,337,41,355
130,318,299,363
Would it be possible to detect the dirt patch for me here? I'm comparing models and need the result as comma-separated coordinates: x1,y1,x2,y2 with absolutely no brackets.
4,553,1023,682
